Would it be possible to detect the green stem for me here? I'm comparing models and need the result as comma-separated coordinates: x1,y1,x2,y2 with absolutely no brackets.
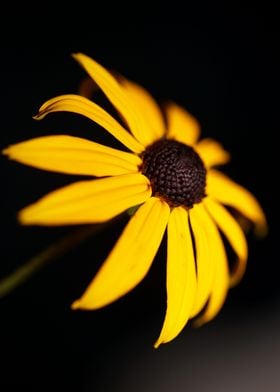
0,218,121,299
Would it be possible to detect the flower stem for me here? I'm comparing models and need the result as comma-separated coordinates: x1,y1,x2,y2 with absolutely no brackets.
0,218,121,299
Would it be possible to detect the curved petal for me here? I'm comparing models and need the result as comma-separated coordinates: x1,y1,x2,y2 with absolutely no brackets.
72,53,157,147
207,170,268,237
189,204,214,317
3,135,142,177
204,197,248,287
34,94,144,154
194,203,230,327
154,207,197,348
165,102,200,146
195,138,230,168
72,197,169,310
120,77,165,140
19,173,151,226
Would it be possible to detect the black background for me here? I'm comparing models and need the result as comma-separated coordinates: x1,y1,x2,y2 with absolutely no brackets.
1,4,279,391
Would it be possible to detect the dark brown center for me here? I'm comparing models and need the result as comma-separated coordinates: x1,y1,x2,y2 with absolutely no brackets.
141,139,206,208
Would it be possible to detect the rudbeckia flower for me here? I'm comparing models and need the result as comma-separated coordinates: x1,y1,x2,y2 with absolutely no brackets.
3,53,267,347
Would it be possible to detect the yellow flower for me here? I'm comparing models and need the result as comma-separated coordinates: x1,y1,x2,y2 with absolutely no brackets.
3,53,267,347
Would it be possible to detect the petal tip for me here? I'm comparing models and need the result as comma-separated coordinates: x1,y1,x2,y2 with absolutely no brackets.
18,208,35,226
153,339,162,349
2,147,10,156
71,298,99,311
192,317,207,328
33,111,46,120
71,52,83,62
71,300,80,310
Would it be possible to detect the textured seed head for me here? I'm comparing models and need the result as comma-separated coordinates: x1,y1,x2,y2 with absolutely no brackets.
141,139,206,208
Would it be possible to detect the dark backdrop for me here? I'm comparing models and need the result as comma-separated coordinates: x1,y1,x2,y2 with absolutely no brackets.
1,4,279,391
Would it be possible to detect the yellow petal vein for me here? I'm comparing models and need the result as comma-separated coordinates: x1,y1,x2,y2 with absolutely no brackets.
19,173,151,225
154,207,197,348
4,135,142,177
205,197,248,287
72,197,169,309
72,53,155,147
34,94,144,153
194,203,229,327
189,204,214,317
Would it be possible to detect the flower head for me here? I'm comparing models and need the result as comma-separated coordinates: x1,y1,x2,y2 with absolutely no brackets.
3,53,267,347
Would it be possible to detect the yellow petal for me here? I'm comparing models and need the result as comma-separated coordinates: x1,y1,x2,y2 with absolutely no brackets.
207,170,268,236
72,53,156,147
194,203,229,327
3,135,142,177
72,197,169,309
121,77,165,141
204,197,248,287
189,204,214,317
165,102,200,146
195,138,230,168
19,173,151,226
154,207,197,348
34,94,144,154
